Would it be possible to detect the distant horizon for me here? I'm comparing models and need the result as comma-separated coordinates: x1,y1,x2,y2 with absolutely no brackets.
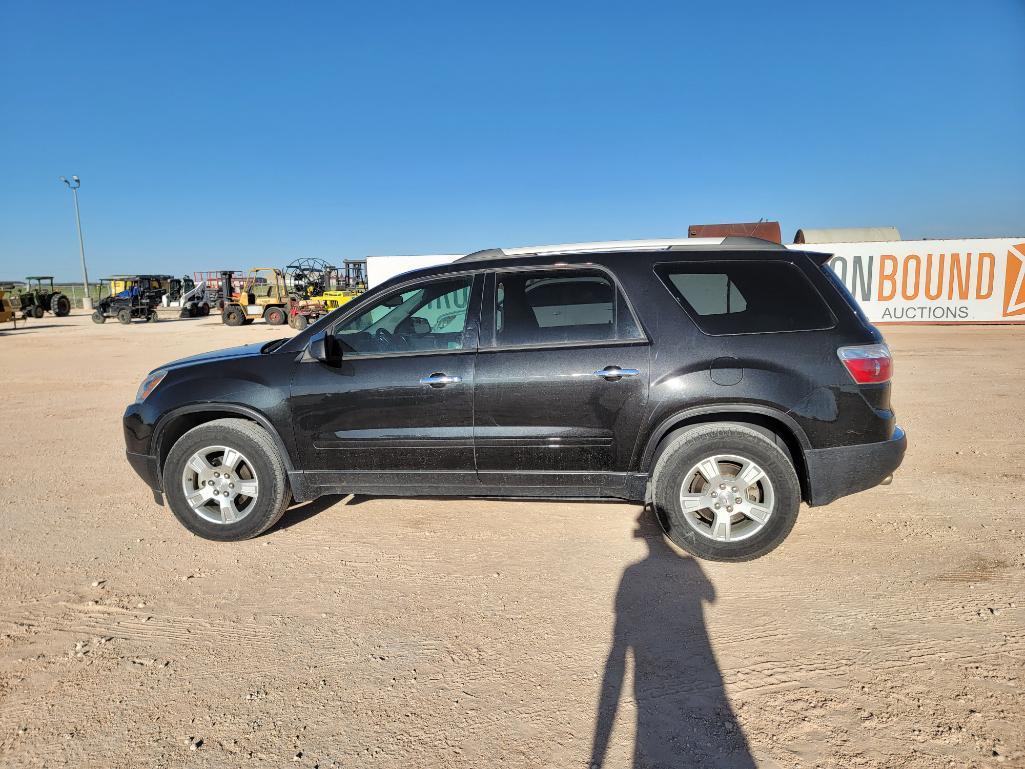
7,222,1025,285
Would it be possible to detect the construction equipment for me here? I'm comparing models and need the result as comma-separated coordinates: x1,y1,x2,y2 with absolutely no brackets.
286,296,327,330
167,275,195,302
286,258,331,299
92,276,166,324
314,260,367,311
280,258,368,329
284,258,367,312
13,276,72,318
0,287,19,328
221,267,289,326
188,271,239,312
164,274,212,318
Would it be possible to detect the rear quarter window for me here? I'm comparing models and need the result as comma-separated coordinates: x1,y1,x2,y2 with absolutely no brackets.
655,260,836,335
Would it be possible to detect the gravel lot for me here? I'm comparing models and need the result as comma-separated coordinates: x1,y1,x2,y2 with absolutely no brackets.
0,313,1022,768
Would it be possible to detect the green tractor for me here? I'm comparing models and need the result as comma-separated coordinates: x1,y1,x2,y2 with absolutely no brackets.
15,276,72,318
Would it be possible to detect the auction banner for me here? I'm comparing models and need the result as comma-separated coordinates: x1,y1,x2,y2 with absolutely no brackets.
789,238,1025,323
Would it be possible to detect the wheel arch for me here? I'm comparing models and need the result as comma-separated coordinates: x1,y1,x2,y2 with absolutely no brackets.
638,406,811,502
153,404,296,487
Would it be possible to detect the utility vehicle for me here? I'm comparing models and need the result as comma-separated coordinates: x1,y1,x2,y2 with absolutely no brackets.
93,276,166,324
124,237,906,561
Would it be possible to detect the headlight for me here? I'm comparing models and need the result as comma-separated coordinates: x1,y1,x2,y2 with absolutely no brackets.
136,369,168,402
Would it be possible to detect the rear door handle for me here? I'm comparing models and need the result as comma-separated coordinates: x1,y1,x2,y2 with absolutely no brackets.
420,372,462,387
593,366,640,381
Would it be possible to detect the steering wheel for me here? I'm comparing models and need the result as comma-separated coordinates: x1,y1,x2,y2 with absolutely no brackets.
375,327,393,351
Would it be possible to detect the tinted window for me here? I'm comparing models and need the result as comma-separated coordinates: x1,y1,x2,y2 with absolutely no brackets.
333,276,472,354
656,261,835,334
495,269,642,346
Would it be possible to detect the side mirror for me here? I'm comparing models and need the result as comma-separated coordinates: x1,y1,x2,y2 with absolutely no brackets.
309,331,342,365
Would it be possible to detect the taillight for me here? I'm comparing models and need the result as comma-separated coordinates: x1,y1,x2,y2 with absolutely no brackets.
837,343,892,384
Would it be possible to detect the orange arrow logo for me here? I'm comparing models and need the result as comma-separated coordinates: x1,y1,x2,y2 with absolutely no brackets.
1005,244,1025,317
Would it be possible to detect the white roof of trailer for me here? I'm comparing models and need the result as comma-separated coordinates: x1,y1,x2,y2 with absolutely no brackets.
794,226,901,244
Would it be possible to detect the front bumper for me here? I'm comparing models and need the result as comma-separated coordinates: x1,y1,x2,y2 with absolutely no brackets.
804,426,907,506
126,451,161,491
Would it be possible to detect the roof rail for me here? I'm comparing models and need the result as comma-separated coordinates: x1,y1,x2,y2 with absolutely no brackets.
716,236,787,250
455,235,784,262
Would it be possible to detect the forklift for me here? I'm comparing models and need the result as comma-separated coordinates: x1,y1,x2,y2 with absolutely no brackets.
221,267,289,326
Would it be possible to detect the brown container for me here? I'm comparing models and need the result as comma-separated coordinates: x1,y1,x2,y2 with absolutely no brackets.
688,221,782,244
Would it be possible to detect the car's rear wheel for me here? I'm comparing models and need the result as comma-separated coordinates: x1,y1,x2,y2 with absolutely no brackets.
651,423,800,562
164,418,290,541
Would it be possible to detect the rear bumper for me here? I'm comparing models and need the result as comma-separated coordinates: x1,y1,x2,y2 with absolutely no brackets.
805,426,906,506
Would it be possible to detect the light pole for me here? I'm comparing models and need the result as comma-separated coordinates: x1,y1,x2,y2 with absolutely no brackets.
59,175,92,310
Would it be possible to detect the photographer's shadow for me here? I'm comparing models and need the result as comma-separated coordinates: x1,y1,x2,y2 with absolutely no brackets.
590,510,755,769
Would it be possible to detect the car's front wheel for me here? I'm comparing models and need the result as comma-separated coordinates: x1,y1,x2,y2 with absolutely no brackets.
164,418,290,541
651,423,801,562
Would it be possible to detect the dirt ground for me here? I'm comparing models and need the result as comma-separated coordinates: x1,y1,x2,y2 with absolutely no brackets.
0,313,1022,769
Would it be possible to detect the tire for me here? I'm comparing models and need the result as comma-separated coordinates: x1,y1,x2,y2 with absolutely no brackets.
164,418,290,541
264,306,286,326
222,306,245,326
91,310,106,324
199,303,211,317
32,305,45,319
147,310,159,322
651,423,801,562
51,294,71,317
291,313,308,330
117,308,132,324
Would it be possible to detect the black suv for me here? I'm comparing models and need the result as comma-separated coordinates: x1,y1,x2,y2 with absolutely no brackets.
124,237,906,561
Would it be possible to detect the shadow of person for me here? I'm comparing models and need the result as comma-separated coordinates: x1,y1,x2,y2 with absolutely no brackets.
589,509,755,769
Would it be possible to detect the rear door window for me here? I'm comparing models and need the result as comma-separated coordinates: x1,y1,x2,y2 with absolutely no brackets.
494,269,642,346
656,261,835,334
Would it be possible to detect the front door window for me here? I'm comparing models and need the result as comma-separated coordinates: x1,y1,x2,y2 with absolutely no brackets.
333,276,473,354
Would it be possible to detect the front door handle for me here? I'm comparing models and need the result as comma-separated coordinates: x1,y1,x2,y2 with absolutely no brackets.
420,372,462,387
593,366,640,382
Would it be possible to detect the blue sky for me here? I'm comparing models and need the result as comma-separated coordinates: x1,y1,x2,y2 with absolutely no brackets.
2,0,1024,281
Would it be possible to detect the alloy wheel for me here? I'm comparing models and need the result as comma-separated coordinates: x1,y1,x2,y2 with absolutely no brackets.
678,454,775,543
180,445,260,524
